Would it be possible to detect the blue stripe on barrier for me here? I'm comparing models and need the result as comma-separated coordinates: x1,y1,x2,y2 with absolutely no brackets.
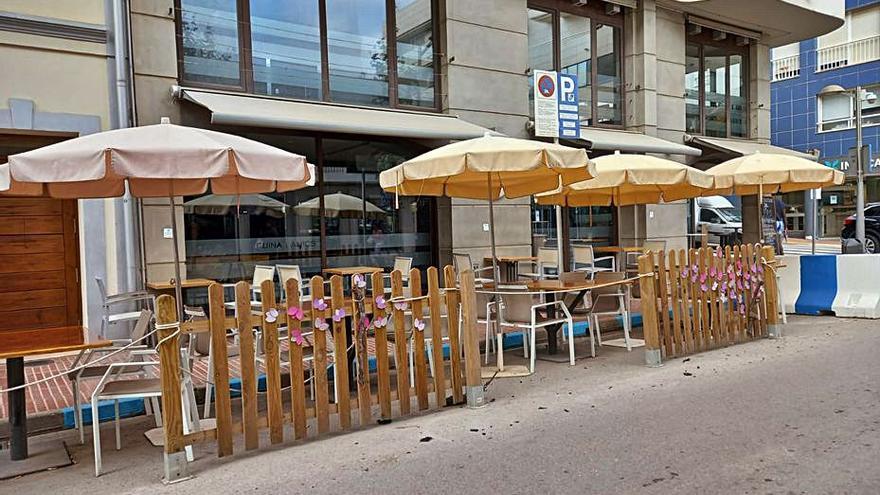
794,255,837,315
63,399,146,429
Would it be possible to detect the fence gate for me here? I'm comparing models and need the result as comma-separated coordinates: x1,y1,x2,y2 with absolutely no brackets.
638,244,780,366
155,266,484,482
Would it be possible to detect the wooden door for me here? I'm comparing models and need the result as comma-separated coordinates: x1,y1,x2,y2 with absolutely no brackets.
0,198,82,333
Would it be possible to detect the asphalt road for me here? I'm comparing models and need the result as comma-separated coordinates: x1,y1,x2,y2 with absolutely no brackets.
5,315,879,494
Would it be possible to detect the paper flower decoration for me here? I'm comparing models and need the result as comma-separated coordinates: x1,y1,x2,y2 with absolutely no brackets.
373,316,388,328
314,318,329,331
313,298,328,311
264,308,279,323
414,318,425,332
332,308,346,322
700,282,709,292
394,300,408,311
709,266,716,278
374,295,387,310
352,274,367,289
680,265,689,278
711,281,718,291
288,306,304,321
291,328,305,346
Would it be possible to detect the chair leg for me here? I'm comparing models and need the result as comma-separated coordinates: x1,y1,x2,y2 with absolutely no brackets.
522,331,529,359
114,400,121,451
567,318,575,366
408,340,415,384
593,315,603,346
75,379,85,444
203,382,214,419
151,397,162,427
426,340,435,378
496,333,504,371
484,321,491,365
588,319,596,358
623,310,632,352
92,397,102,477
529,329,537,373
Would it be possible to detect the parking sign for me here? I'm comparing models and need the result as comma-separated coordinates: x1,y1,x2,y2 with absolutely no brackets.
533,70,579,139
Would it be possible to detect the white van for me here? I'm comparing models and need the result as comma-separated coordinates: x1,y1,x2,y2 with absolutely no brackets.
696,196,743,246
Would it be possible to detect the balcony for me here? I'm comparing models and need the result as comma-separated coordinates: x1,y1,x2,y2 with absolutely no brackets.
771,54,801,81
817,35,880,72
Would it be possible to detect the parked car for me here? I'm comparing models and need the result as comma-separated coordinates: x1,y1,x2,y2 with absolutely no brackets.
841,203,880,253
696,196,743,246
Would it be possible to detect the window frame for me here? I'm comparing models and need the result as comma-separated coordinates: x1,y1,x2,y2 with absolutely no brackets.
527,0,626,129
174,0,442,111
685,31,750,139
816,83,880,133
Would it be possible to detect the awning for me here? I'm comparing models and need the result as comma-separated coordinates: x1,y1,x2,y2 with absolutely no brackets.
686,135,818,161
577,128,702,156
174,87,491,140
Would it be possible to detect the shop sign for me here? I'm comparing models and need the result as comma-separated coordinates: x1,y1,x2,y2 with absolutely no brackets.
823,145,879,177
533,70,579,139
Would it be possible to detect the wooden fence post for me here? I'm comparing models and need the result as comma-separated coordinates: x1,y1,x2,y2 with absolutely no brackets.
459,269,486,408
207,283,233,456
155,294,188,482
762,246,782,338
638,255,662,367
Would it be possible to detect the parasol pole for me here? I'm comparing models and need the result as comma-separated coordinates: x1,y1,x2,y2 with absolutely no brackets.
553,138,564,273
487,173,499,287
758,178,764,245
169,195,184,321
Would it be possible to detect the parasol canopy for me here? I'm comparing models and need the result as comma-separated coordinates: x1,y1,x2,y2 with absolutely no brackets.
706,152,844,195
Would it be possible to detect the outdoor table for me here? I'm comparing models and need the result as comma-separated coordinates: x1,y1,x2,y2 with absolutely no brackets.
484,255,537,282
146,278,215,294
324,266,384,277
1,326,111,461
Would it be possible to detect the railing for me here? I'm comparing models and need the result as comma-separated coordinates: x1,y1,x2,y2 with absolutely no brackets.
771,54,801,81
637,245,779,365
817,35,880,72
155,266,484,481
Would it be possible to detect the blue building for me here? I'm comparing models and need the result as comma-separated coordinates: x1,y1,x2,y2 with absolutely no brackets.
770,0,879,238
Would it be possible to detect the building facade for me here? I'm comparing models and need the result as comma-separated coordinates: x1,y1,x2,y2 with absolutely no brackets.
770,0,879,238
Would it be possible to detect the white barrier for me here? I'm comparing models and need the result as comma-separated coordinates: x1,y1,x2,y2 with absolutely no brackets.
832,254,880,318
776,255,801,314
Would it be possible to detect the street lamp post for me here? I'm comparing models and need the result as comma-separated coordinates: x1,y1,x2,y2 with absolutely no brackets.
819,84,878,250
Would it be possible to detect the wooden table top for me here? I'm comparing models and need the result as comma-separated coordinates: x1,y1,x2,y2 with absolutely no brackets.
484,256,537,262
324,266,384,276
593,246,645,254
147,278,215,291
0,326,111,360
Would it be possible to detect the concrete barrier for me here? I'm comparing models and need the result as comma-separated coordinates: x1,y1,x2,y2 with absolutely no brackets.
776,255,801,314
832,254,880,318
795,255,838,315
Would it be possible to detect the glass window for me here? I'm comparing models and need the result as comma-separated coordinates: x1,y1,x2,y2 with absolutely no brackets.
685,43,701,134
595,23,621,126
568,206,612,246
729,54,746,137
559,13,591,125
819,93,852,131
703,45,727,138
326,0,390,106
179,0,241,87
395,0,435,107
249,1,322,100
527,8,555,119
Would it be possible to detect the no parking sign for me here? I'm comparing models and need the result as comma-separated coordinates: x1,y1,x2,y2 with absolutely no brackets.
533,70,579,139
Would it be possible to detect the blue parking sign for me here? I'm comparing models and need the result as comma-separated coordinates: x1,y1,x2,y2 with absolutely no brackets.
557,73,579,138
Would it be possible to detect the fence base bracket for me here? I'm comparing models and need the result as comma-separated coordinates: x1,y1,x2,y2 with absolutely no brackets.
465,386,487,409
162,451,191,484
644,349,663,368
768,324,782,339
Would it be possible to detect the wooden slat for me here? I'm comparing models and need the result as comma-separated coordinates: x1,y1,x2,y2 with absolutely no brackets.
678,249,694,354
370,271,392,421
0,288,65,311
409,268,430,410
732,245,743,342
443,265,464,405
699,248,712,349
352,275,372,427
0,234,64,254
706,248,719,347
0,270,65,293
235,281,259,451
310,276,331,434
61,200,81,327
329,275,352,429
155,295,185,454
0,216,63,235
390,270,411,415
285,278,308,440
668,250,683,357
207,283,233,457
260,280,284,445
744,244,756,339
426,267,446,407
639,253,662,357
0,253,64,273
0,198,62,216
459,270,482,394
726,246,738,343
656,250,672,357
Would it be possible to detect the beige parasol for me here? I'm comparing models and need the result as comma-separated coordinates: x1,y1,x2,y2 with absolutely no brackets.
293,192,385,219
706,152,844,196
536,152,721,207
0,119,312,317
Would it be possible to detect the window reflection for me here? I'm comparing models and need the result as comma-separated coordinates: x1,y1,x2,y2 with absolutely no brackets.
396,0,435,107
249,0,322,100
703,45,727,138
527,8,555,119
685,43,701,134
560,13,592,126
326,0,390,106
729,54,746,137
595,24,621,126
180,0,241,86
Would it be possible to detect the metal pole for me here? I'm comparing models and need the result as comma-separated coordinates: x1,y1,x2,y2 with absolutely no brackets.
855,86,866,247
811,189,817,255
169,196,184,321
7,357,27,460
552,138,564,272
487,174,499,287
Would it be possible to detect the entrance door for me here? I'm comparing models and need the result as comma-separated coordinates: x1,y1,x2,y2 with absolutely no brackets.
0,198,81,332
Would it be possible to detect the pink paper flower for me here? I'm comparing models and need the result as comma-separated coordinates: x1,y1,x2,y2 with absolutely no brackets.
709,266,716,278
287,306,304,321
314,318,329,331
680,266,689,278
414,318,425,332
264,308,279,323
291,328,305,346
750,263,758,273
332,308,346,322
394,300,408,311
375,295,387,310
711,281,718,291
373,316,388,328
313,298,327,311
699,273,708,284
352,274,367,289
700,283,709,292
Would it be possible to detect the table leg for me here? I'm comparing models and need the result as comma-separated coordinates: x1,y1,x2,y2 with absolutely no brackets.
344,318,356,391
7,357,28,461
545,293,559,355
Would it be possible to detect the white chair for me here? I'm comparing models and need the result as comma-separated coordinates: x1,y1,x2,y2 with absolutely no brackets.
519,247,559,280
572,245,616,278
589,272,633,351
277,264,311,302
95,277,155,338
626,240,667,276
453,253,495,285
558,271,597,358
383,256,413,291
497,285,575,372
224,264,276,312
70,309,156,444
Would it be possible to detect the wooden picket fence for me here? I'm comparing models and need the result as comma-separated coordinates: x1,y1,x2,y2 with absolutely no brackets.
154,266,483,480
637,244,780,364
